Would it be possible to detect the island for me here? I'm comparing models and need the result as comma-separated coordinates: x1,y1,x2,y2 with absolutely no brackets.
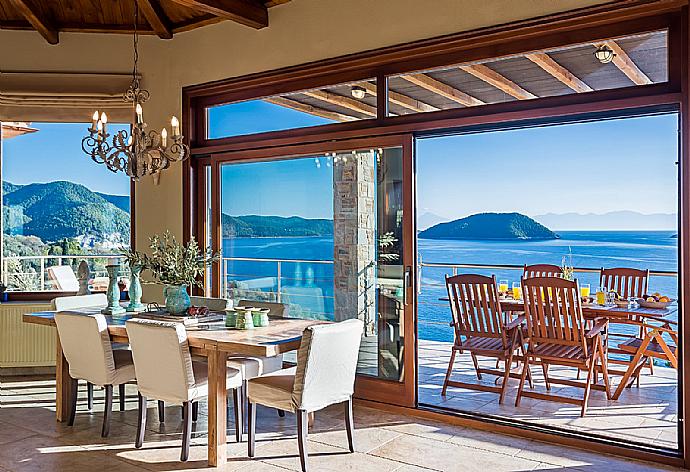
419,212,558,240
222,214,333,238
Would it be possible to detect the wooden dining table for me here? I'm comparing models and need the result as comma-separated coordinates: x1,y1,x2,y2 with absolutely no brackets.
22,309,324,467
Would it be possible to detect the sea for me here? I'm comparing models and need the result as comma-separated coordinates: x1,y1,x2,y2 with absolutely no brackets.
222,231,678,343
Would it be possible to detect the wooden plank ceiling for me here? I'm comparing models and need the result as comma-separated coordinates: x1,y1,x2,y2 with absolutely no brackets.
259,30,667,123
0,0,289,44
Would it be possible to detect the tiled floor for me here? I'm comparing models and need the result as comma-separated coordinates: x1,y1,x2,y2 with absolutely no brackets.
418,339,678,450
0,375,682,471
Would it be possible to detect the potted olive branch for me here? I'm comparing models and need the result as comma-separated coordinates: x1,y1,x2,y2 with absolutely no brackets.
123,231,219,315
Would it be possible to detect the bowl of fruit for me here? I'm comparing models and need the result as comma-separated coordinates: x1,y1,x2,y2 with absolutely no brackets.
637,293,674,309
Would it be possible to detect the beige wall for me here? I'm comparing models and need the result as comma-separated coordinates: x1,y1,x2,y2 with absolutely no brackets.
0,0,606,299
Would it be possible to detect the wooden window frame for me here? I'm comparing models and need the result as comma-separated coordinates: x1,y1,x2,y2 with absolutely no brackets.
0,121,137,302
182,1,690,467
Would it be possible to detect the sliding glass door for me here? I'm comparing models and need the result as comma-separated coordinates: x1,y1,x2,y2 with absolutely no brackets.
204,135,416,406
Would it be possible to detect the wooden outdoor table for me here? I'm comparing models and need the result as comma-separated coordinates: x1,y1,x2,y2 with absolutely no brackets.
23,309,324,467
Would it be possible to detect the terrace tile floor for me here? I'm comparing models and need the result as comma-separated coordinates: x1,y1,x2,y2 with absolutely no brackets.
0,374,681,471
418,339,678,451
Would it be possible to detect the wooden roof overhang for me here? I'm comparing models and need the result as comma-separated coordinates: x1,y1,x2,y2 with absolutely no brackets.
1,121,38,139
0,0,290,44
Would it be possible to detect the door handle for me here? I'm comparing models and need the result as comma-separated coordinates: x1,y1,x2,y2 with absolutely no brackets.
403,266,412,305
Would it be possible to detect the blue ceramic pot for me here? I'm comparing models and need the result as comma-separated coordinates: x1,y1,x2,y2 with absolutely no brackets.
164,284,191,315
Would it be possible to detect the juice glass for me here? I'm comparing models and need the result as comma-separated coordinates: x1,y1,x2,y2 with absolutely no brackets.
512,282,522,300
596,288,606,305
499,279,509,293
580,283,591,298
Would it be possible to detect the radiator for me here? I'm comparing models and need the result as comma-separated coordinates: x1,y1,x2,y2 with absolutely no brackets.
0,303,55,367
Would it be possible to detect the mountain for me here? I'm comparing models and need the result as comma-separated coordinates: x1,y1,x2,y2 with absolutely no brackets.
417,212,448,231
2,181,23,195
419,212,557,240
3,181,130,243
533,211,677,231
96,192,130,213
222,214,333,238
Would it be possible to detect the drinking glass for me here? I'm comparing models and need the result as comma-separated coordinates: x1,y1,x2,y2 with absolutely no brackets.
512,282,522,300
499,279,509,293
580,283,591,298
595,287,606,305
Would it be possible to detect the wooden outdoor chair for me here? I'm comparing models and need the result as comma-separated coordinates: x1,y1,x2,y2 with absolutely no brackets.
612,318,678,399
442,274,531,404
599,267,653,383
516,276,611,417
523,264,563,279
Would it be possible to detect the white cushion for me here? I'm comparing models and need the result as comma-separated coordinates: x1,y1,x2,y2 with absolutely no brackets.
47,265,80,292
126,318,241,404
52,294,107,311
55,312,135,386
227,355,283,380
248,367,296,412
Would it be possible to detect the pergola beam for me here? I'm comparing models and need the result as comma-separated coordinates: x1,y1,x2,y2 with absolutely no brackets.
597,40,652,86
460,64,536,100
400,74,483,107
137,0,173,39
264,97,358,122
8,0,58,44
170,0,268,29
357,82,438,113
303,90,377,117
525,52,592,93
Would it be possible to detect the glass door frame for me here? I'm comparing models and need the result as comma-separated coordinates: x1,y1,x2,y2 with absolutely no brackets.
192,133,417,407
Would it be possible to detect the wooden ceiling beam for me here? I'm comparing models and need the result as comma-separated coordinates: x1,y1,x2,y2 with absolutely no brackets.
401,74,484,107
8,0,58,44
302,90,376,117
357,82,438,113
170,0,268,29
525,52,592,93
460,64,536,100
137,0,173,39
264,97,357,122
597,40,652,86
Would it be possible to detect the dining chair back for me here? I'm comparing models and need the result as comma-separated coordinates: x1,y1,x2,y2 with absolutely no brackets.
125,319,197,404
55,312,119,386
239,299,288,317
523,264,563,279
521,276,587,352
52,293,107,311
189,295,231,311
599,267,649,299
445,274,507,345
293,319,363,412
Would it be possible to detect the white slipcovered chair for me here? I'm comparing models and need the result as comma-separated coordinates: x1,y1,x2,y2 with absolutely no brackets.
54,312,136,437
125,318,244,461
189,295,231,311
247,319,363,472
52,294,130,412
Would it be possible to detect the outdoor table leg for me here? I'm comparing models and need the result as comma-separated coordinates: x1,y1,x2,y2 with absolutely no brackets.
55,333,73,422
207,349,228,467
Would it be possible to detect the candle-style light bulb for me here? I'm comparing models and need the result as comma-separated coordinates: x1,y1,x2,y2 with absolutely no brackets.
100,112,108,124
92,111,99,129
161,127,168,147
171,116,180,136
127,135,133,146
135,103,143,124
96,120,103,131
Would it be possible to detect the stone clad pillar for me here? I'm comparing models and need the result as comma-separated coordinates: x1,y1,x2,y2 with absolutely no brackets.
332,150,376,333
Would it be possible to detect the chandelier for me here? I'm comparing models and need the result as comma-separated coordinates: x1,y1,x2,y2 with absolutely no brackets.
82,2,189,180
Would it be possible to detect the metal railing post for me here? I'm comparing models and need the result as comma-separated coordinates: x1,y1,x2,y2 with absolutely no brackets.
39,256,45,291
276,261,282,303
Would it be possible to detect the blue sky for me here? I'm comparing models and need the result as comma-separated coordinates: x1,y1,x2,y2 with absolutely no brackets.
3,122,131,196
217,110,678,220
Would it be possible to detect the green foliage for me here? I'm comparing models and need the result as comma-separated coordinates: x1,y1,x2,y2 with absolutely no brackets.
419,212,558,241
143,231,219,288
2,180,130,243
222,214,333,238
